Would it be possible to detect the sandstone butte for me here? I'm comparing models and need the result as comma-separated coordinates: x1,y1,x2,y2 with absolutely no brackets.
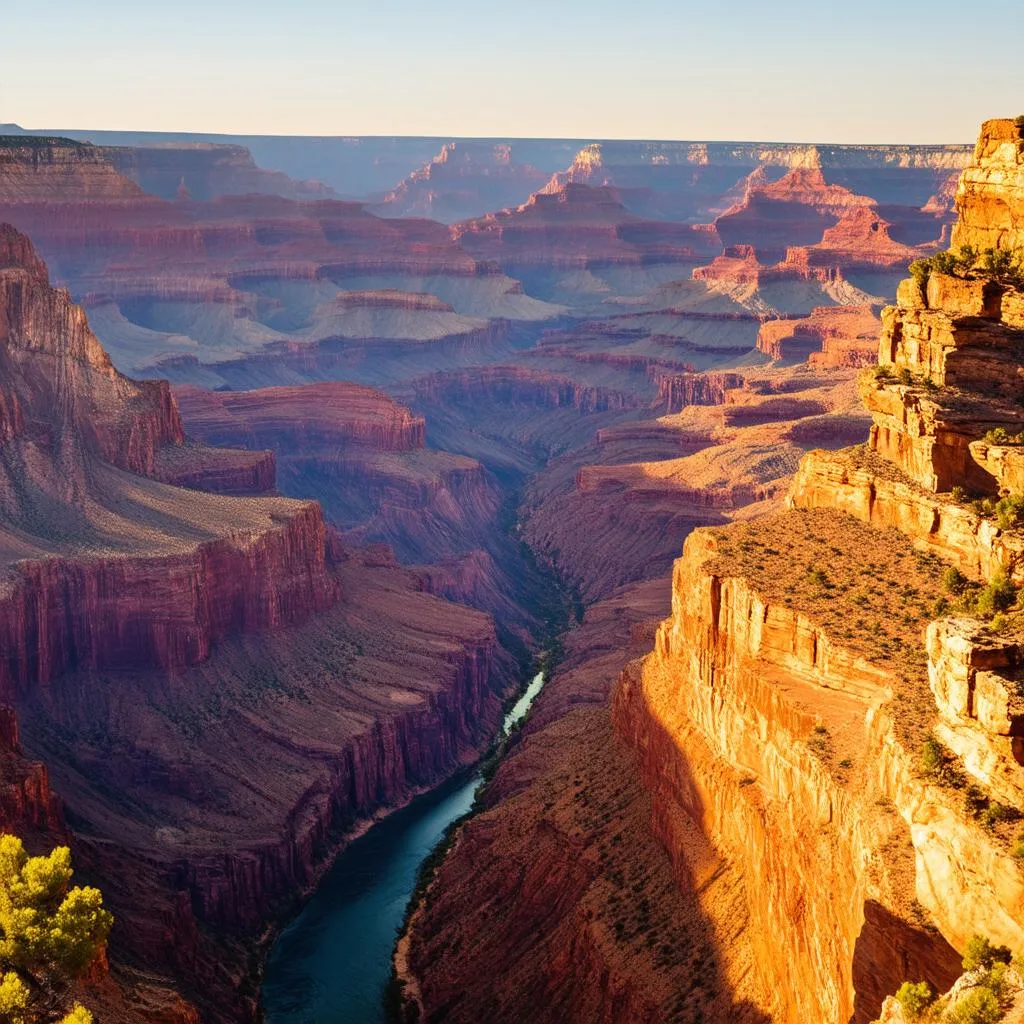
0,223,518,1022
400,117,1024,1024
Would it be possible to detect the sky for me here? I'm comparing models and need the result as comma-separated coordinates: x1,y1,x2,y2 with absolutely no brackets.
3,0,1022,143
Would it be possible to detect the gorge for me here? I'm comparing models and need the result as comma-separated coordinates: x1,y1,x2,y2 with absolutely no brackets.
0,110,1021,1024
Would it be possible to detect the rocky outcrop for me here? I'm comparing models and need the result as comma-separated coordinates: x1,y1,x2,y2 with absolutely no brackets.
613,517,971,1022
153,440,277,494
173,382,426,452
451,182,719,269
789,446,1024,582
0,498,337,695
950,117,1024,252
758,305,881,365
0,705,62,836
373,141,551,222
0,137,145,201
0,222,184,476
103,142,337,202
656,370,745,412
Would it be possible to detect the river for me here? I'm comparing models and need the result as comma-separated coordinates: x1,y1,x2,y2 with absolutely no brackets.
261,669,546,1023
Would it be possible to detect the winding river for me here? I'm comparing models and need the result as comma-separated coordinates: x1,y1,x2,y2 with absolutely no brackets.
261,670,546,1023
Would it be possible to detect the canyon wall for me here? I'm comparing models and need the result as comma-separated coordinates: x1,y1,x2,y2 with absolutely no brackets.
0,224,513,1022
402,117,1024,1024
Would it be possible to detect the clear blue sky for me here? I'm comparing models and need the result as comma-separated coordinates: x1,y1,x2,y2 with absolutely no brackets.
3,0,1021,143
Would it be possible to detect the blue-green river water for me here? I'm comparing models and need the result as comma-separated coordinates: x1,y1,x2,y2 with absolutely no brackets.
261,671,545,1023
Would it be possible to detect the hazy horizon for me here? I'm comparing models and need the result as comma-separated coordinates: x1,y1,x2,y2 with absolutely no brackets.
4,0,1021,145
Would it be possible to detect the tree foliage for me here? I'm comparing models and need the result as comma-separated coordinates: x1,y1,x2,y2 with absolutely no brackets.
895,980,934,1019
0,835,112,1024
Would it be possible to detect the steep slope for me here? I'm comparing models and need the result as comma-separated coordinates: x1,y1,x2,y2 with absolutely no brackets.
616,116,1024,1022
400,117,1023,1024
0,224,512,1022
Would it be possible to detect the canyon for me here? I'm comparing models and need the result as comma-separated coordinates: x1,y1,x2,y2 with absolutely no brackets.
400,116,1024,1024
0,116,1004,1024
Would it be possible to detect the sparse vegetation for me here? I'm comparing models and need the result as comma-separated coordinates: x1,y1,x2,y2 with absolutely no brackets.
944,987,1003,1024
973,572,1017,618
962,934,1013,973
895,980,935,1019
944,567,969,595
996,496,1024,531
982,428,1024,446
908,244,1024,290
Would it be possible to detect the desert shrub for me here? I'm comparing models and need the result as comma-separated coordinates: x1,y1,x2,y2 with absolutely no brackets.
943,567,968,595
944,986,1002,1024
995,495,1024,531
910,257,933,286
921,735,946,775
962,934,1013,973
980,801,1020,831
964,785,988,819
898,366,914,385
974,572,1017,617
951,486,968,503
1013,831,1024,861
933,597,950,616
874,364,894,379
985,427,1012,445
896,980,935,1019
1015,114,1024,130
982,247,1024,287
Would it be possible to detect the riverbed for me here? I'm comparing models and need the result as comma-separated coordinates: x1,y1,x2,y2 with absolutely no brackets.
261,669,546,1023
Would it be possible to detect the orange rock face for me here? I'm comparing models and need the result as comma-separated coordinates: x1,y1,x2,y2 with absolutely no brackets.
404,580,774,1024
403,117,1023,1024
758,304,881,365
950,118,1024,253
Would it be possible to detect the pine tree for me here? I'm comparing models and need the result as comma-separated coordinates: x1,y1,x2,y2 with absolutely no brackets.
0,834,112,1024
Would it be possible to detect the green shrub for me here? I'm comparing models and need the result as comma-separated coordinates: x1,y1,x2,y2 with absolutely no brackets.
910,257,933,286
898,366,914,386
944,986,1003,1024
943,567,968,595
874,364,894,379
1015,115,1024,130
1012,831,1024,861
951,486,968,503
980,801,1019,830
984,427,1012,445
921,735,945,775
995,495,1024,531
933,597,950,616
962,934,1012,972
974,572,1017,617
964,784,988,819
895,980,934,1019
983,247,1024,287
